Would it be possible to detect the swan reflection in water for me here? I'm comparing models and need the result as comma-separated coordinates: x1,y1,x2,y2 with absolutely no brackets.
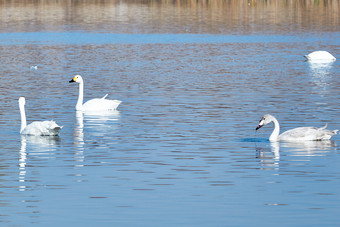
256,142,280,170
74,110,120,166
74,110,120,146
75,110,121,139
256,140,337,169
308,61,334,92
19,135,60,191
75,111,84,145
280,140,337,156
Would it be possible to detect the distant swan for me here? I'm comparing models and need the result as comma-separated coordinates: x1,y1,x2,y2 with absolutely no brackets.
19,97,62,136
304,51,336,62
69,75,122,111
256,114,338,142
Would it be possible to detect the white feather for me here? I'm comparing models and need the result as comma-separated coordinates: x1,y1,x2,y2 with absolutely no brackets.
69,75,122,111
256,114,338,142
19,97,62,136
304,51,336,62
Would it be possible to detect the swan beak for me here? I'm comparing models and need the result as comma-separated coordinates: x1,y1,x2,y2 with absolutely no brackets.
256,124,263,130
69,78,75,83
256,117,265,130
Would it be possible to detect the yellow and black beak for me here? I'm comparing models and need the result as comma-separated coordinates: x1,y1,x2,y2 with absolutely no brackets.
69,77,76,83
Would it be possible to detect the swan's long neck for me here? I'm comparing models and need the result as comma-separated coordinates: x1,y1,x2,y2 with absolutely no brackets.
19,102,27,133
76,82,84,110
269,117,280,142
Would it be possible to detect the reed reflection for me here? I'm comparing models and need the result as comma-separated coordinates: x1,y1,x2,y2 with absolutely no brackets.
0,0,338,34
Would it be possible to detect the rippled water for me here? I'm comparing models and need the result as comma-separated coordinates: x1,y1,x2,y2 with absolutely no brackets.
0,1,339,226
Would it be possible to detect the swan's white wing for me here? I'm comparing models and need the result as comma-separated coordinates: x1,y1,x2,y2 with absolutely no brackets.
21,121,62,136
83,98,122,111
305,51,336,61
279,126,337,141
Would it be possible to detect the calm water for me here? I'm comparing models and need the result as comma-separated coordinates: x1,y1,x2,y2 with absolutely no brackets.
0,1,340,226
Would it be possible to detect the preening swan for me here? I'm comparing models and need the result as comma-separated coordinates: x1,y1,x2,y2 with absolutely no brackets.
256,114,338,142
69,75,122,111
19,97,62,136
304,51,336,62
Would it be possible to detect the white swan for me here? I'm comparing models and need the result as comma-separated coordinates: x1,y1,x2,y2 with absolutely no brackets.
19,97,62,136
256,114,338,142
69,75,122,111
304,51,336,62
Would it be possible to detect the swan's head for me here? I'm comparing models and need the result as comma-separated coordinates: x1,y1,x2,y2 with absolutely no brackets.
18,97,26,106
256,114,274,130
69,75,83,84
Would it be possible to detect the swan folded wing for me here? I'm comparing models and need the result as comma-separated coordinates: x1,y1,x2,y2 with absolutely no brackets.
22,121,62,136
279,126,337,141
305,51,336,61
83,98,122,111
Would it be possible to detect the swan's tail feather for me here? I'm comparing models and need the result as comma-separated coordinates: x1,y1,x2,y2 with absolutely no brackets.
102,94,108,99
48,121,62,136
54,126,63,131
320,123,328,130
113,99,122,104
319,124,338,135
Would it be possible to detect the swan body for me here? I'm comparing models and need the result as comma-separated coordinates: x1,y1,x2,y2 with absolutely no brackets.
304,51,336,62
69,75,121,111
256,114,338,142
19,97,62,136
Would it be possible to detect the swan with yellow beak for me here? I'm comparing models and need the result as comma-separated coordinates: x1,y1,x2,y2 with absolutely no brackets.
69,75,122,111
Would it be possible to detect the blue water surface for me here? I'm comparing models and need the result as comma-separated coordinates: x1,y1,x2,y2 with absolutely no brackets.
0,32,339,45
0,17,339,227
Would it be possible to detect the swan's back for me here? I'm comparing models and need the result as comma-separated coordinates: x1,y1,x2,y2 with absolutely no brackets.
279,125,338,141
21,120,62,136
82,96,122,111
304,51,336,61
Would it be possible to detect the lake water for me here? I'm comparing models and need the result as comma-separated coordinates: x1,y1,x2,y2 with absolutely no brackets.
0,1,339,226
